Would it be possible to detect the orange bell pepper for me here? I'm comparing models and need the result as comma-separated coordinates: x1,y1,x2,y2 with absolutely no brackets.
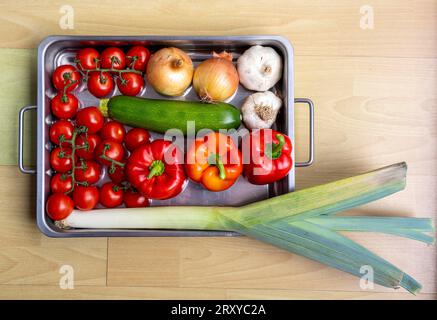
185,132,242,191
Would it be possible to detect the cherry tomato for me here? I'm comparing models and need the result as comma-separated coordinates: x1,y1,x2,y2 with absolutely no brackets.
50,173,73,194
75,133,101,160
75,107,104,134
50,147,76,173
95,140,125,166
49,120,74,146
126,46,151,72
100,121,126,143
76,48,100,70
108,165,125,183
73,185,99,211
100,47,126,70
46,193,74,220
117,72,144,96
51,93,79,119
74,160,101,185
87,72,114,98
52,65,81,92
124,188,150,208
124,128,150,151
99,182,124,208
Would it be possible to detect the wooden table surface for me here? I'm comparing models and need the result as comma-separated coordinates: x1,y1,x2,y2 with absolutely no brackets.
0,0,436,300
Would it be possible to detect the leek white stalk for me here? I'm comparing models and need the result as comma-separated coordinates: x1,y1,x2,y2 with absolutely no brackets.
60,162,434,294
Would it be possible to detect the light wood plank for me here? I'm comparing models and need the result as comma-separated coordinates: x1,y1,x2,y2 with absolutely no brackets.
0,1,435,58
226,289,437,300
0,284,434,300
0,49,36,166
107,233,435,294
0,166,108,286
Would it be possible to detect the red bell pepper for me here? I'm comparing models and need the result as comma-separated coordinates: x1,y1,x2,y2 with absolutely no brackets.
185,132,242,191
243,129,293,185
126,139,186,200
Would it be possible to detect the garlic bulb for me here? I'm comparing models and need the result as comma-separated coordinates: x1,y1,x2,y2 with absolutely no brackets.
241,91,282,129
237,45,282,91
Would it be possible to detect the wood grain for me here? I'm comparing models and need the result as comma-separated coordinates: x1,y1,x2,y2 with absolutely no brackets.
0,285,435,300
0,0,436,300
0,49,36,166
0,0,436,58
0,166,107,286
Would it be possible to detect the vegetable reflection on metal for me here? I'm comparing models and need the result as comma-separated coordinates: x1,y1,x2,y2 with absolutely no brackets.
62,162,435,294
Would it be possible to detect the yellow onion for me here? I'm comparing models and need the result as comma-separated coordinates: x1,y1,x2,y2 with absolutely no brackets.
193,51,239,102
146,47,193,96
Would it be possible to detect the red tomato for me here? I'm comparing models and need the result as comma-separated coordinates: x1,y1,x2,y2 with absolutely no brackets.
99,182,124,208
52,65,81,92
75,133,101,159
76,48,100,70
75,107,104,134
100,47,126,70
73,185,99,211
95,140,125,166
124,128,150,151
51,93,79,119
49,120,74,146
108,165,126,183
50,147,76,173
87,72,114,98
126,46,151,72
124,188,149,208
50,173,73,194
74,160,101,185
117,72,144,96
100,121,126,143
46,193,74,220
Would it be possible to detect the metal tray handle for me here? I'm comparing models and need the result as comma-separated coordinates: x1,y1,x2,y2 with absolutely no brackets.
294,98,315,167
18,105,37,174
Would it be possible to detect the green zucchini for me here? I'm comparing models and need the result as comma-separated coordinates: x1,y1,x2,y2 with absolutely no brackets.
100,96,241,135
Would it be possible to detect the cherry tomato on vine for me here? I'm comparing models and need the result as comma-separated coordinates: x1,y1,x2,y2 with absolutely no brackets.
75,133,101,160
124,188,150,208
100,121,126,143
87,72,114,98
49,120,74,146
50,173,73,194
126,46,151,72
51,93,79,119
99,182,124,208
124,128,150,152
95,140,125,166
116,72,144,96
73,185,99,211
74,160,101,185
52,65,81,92
108,165,126,183
100,47,126,70
50,147,76,173
46,193,74,220
75,107,104,134
76,48,100,70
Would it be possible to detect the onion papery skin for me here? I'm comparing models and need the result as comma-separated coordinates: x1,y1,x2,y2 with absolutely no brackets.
146,47,194,96
193,53,239,102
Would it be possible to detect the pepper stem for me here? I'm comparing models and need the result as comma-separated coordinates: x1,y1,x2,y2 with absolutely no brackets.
147,160,165,179
266,134,285,159
208,153,226,180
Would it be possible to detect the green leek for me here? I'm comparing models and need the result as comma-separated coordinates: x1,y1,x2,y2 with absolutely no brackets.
60,162,434,294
